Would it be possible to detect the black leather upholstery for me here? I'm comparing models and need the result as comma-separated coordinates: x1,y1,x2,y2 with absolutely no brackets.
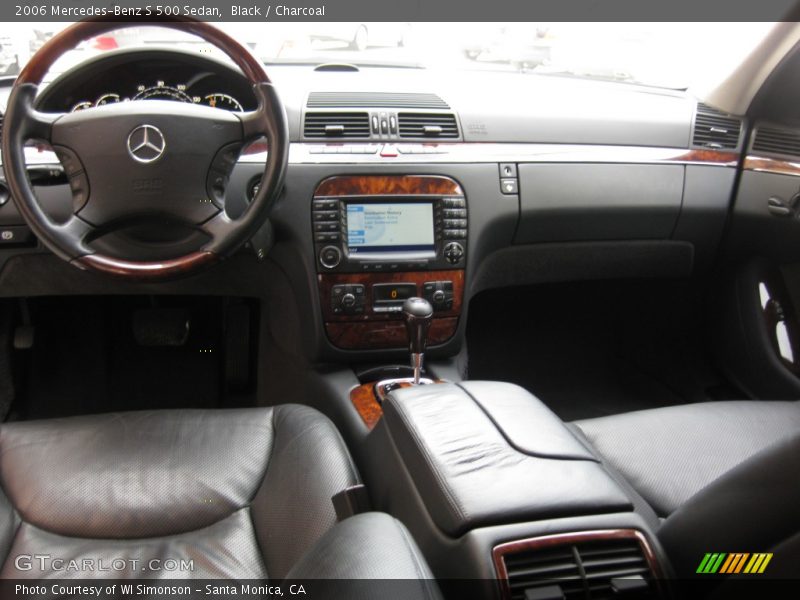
658,435,800,578
288,512,437,580
0,406,439,588
574,400,800,517
574,400,800,578
383,381,632,537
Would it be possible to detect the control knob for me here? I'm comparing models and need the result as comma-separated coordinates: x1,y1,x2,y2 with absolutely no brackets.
444,242,464,265
319,245,342,269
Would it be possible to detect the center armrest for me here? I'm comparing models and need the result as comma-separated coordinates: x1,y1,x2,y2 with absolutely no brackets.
382,381,633,537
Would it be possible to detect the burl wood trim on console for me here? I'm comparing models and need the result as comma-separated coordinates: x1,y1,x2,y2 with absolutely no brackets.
314,175,464,197
492,529,666,599
326,317,459,350
321,271,464,349
320,270,465,322
350,379,444,429
315,176,465,350
351,382,385,430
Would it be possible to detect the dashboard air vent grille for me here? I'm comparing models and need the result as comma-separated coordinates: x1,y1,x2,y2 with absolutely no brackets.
0,113,3,142
397,113,459,138
501,536,656,600
307,92,449,109
303,112,370,138
752,125,800,159
692,103,742,150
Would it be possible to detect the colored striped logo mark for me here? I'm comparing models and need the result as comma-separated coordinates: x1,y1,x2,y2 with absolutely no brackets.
696,553,773,574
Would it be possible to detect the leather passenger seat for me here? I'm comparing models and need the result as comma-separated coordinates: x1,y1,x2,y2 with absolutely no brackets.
0,405,441,592
572,400,800,578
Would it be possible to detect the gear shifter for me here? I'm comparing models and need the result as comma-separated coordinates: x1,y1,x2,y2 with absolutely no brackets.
403,297,433,385
373,296,435,403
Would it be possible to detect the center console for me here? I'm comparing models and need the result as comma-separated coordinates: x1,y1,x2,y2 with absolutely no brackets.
361,381,672,599
313,175,467,350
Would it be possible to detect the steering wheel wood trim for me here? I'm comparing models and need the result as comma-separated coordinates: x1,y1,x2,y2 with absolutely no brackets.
17,17,270,86
75,251,217,281
3,17,287,281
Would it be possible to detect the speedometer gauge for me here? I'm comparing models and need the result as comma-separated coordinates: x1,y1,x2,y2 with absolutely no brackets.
203,93,244,112
95,93,121,107
133,81,193,103
71,101,93,112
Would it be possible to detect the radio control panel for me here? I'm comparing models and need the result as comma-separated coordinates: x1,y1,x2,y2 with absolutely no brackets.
312,175,466,351
312,179,467,274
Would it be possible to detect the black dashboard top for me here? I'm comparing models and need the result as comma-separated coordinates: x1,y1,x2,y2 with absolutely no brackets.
0,46,702,151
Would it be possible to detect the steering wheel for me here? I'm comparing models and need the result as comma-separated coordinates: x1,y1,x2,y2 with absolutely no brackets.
1,17,288,280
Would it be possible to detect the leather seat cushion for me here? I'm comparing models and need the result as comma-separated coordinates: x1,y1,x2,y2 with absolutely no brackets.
0,405,360,579
573,400,800,517
1,409,274,538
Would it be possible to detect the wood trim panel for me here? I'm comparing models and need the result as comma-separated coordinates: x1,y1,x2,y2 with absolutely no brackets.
326,317,458,350
350,379,445,429
350,382,385,430
240,143,744,166
319,270,464,322
744,155,800,177
492,529,666,599
314,175,463,197
76,251,218,281
19,17,269,86
663,149,739,167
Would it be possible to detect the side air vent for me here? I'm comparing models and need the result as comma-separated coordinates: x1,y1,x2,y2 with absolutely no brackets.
496,532,659,600
398,113,459,138
751,125,800,159
303,112,370,138
692,103,742,150
0,112,4,142
307,92,449,109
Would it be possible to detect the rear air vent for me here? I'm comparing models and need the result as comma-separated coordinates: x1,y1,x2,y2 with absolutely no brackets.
503,545,585,599
307,92,449,109
692,103,742,150
303,112,370,138
751,125,800,159
497,532,659,600
398,113,459,138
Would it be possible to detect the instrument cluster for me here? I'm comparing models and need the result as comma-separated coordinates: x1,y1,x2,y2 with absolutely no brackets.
70,80,244,112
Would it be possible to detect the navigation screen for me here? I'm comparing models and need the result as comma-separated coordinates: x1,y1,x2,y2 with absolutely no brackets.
346,203,435,253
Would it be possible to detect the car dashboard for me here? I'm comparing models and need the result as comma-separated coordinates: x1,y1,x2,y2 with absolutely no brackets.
0,46,756,364
2,27,800,596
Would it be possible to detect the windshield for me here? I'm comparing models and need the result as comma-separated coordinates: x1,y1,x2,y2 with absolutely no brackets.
1,22,775,90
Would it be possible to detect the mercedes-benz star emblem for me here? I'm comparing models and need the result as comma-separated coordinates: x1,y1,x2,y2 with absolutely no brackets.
126,125,166,164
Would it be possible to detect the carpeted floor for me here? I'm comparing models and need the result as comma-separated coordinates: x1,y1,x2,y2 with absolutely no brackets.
8,296,256,421
466,280,746,421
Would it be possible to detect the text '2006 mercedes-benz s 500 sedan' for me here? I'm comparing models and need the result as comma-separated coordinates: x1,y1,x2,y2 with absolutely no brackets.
0,11,797,600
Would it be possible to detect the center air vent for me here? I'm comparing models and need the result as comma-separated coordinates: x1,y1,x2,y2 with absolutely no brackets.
496,532,659,600
751,125,800,159
692,103,742,150
398,113,459,138
307,92,449,109
303,112,370,139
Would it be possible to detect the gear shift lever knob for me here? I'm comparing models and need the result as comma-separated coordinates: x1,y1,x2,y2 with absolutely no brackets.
403,297,433,384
